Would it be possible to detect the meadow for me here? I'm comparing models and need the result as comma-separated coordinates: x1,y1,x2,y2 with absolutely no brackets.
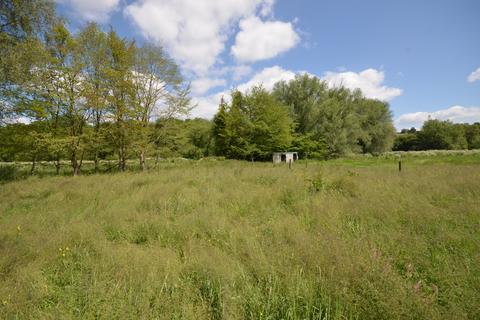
1,154,480,319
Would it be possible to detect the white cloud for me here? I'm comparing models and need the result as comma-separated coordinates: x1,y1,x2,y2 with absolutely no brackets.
211,65,253,81
191,92,227,119
231,16,299,63
191,78,226,95
231,65,253,81
395,106,480,129
236,65,296,92
125,0,274,75
323,68,402,101
57,0,120,22
467,67,480,83
260,0,275,17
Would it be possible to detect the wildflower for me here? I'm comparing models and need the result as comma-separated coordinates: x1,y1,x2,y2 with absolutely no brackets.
16,225,21,233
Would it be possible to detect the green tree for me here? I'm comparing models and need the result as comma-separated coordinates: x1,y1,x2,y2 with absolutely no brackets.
104,30,135,171
417,119,467,150
273,74,327,134
465,123,480,149
212,97,230,156
0,0,55,123
131,43,189,170
42,23,88,175
78,23,110,173
356,98,396,153
243,86,293,160
212,87,293,160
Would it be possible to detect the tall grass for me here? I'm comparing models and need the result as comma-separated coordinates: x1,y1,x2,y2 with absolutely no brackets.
1,158,479,319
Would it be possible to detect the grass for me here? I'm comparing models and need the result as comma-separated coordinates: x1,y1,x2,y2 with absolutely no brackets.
1,156,479,319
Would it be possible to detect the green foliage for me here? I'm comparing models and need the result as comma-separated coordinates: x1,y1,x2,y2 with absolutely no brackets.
0,165,17,182
394,120,479,151
273,74,396,158
393,133,419,151
212,87,293,160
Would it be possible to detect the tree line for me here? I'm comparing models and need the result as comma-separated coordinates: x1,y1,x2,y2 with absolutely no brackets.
394,120,480,151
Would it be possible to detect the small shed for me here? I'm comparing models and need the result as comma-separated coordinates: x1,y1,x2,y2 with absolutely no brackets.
272,152,298,164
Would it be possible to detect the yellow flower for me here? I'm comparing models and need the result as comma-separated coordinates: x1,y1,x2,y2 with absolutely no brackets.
16,225,21,232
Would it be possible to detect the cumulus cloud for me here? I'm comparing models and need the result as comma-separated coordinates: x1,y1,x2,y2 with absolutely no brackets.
230,65,254,81
231,16,299,63
125,0,276,75
191,92,228,119
57,0,120,22
236,65,296,92
323,69,403,101
395,106,480,129
191,78,226,95
467,67,480,83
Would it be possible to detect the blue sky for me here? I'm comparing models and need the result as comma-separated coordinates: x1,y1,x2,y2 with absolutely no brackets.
56,0,480,129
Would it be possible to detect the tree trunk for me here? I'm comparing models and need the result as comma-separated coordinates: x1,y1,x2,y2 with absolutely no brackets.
72,151,79,176
30,154,37,175
94,150,100,174
55,156,60,175
118,147,126,172
140,150,147,171
78,150,85,174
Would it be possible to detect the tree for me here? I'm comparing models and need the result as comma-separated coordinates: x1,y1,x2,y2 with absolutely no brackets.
42,23,88,175
273,74,327,134
356,99,396,154
465,123,480,149
273,74,396,157
212,97,229,156
104,30,135,171
212,87,293,160
225,91,253,159
417,120,467,150
78,23,110,173
131,43,189,170
0,0,55,124
243,86,293,160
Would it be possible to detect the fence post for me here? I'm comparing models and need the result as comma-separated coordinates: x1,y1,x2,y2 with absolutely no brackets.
398,160,402,172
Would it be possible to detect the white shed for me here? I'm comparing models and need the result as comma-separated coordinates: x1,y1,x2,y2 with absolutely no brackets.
272,152,298,164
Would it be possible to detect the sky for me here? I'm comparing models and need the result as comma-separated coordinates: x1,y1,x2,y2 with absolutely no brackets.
56,0,480,129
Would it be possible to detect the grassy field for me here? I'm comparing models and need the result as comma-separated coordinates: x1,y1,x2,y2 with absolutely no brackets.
1,155,480,319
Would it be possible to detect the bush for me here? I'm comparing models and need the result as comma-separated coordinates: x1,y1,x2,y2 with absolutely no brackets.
0,165,17,182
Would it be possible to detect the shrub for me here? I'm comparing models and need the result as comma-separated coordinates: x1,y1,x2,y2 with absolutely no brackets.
0,165,16,182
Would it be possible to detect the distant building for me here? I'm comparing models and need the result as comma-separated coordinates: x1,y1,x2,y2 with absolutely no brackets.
272,152,298,164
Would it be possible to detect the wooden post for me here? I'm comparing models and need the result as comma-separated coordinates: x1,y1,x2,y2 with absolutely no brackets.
398,160,402,172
